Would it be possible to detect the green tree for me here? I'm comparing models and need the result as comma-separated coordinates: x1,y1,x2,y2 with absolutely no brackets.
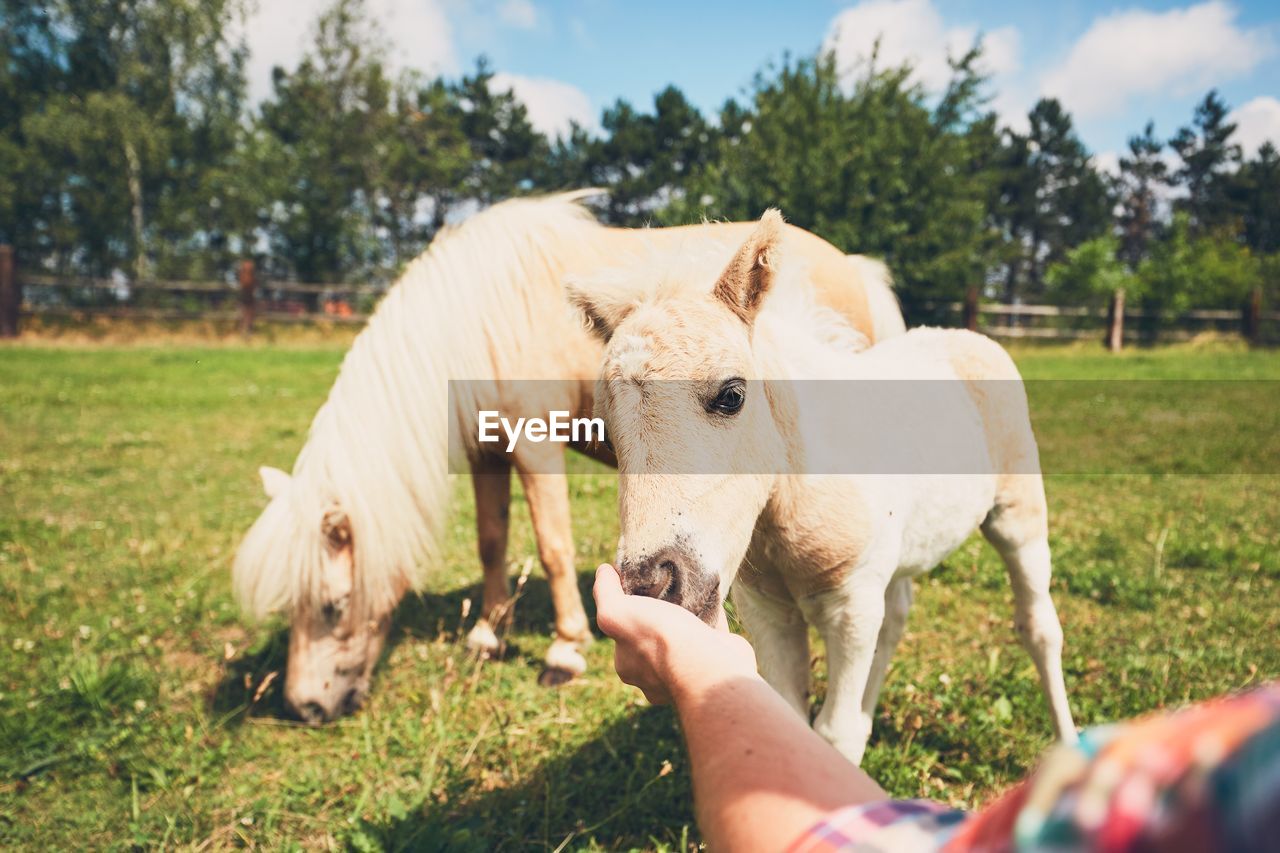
996,98,1111,301
1044,235,1136,306
668,51,1001,306
557,85,717,225
372,73,471,269
1115,121,1168,269
256,0,394,281
7,0,249,278
454,60,552,206
22,92,170,278
1138,214,1260,315
1235,142,1280,256
0,2,64,262
1169,91,1242,235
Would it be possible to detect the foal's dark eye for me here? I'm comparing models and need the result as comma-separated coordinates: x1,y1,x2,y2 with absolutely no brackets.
708,379,746,416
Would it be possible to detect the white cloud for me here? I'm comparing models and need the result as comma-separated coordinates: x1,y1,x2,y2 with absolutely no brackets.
242,0,457,103
979,25,1021,83
241,1,590,141
489,72,596,139
498,0,539,30
371,0,457,76
1230,96,1280,156
1094,150,1122,177
824,0,1021,93
1041,1,1273,119
980,26,1030,129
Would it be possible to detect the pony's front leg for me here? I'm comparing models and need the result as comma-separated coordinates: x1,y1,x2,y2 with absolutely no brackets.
466,454,512,658
802,579,887,765
515,447,592,686
732,581,811,719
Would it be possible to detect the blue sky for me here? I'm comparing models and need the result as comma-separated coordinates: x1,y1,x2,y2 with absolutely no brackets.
246,0,1280,168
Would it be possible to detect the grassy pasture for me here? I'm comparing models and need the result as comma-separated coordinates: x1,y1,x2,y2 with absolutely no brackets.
1,340,1278,850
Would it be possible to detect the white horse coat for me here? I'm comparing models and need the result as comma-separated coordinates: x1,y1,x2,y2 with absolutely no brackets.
572,210,1076,762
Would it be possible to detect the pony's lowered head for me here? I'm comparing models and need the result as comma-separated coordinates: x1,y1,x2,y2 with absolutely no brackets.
568,210,792,623
234,465,402,723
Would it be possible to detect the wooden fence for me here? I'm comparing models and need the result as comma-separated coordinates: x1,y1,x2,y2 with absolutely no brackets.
916,286,1277,350
0,250,385,338
1,245,1275,348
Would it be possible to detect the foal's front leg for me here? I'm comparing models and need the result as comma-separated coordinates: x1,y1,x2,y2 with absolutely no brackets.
801,577,888,765
732,581,810,719
862,576,913,718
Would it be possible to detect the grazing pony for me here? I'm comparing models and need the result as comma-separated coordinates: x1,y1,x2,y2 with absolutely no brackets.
233,192,905,722
570,210,1076,762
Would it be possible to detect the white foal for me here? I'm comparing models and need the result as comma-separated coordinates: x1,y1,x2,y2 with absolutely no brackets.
569,210,1077,763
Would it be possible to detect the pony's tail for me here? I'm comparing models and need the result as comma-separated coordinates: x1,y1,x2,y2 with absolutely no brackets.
847,255,906,342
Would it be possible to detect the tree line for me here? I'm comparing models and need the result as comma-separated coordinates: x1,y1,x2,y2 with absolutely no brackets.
2,0,1277,317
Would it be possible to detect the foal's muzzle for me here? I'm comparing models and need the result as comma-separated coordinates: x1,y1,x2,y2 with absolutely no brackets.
618,545,720,623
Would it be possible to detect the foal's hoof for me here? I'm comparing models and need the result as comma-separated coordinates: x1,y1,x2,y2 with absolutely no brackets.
537,666,577,688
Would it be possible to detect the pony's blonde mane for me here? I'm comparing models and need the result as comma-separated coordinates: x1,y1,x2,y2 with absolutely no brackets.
233,191,603,621
756,263,873,358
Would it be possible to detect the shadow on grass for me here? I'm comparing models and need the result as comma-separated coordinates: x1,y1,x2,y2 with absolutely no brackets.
208,569,601,726
351,704,696,852
207,625,290,725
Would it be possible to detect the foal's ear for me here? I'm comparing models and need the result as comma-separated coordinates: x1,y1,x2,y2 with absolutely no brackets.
715,209,784,325
259,465,291,499
565,275,640,342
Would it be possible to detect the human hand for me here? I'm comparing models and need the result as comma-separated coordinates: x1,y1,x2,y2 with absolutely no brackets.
592,563,759,706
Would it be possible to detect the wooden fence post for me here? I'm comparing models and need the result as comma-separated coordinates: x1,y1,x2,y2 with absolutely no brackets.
1106,288,1125,352
238,259,256,337
0,245,18,338
1244,286,1262,345
963,285,979,332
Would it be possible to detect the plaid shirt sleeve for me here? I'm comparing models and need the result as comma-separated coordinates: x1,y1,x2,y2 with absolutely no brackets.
946,680,1280,852
786,799,969,853
788,681,1280,853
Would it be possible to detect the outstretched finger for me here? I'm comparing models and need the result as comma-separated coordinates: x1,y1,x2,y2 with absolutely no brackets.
592,563,629,638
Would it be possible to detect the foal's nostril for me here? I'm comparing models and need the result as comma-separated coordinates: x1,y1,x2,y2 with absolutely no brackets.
620,545,717,621
621,551,686,602
655,560,679,600
631,561,674,599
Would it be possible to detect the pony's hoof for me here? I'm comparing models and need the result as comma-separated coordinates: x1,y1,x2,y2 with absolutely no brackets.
538,638,588,685
537,666,577,687
465,621,500,658
543,638,588,677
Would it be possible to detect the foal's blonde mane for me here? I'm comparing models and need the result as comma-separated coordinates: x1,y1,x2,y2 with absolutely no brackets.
567,230,872,364
233,192,603,621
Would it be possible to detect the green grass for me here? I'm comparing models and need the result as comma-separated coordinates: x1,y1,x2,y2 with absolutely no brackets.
1,341,1278,849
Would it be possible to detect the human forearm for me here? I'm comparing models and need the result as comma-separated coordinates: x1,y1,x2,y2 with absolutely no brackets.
593,564,886,851
673,674,885,851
